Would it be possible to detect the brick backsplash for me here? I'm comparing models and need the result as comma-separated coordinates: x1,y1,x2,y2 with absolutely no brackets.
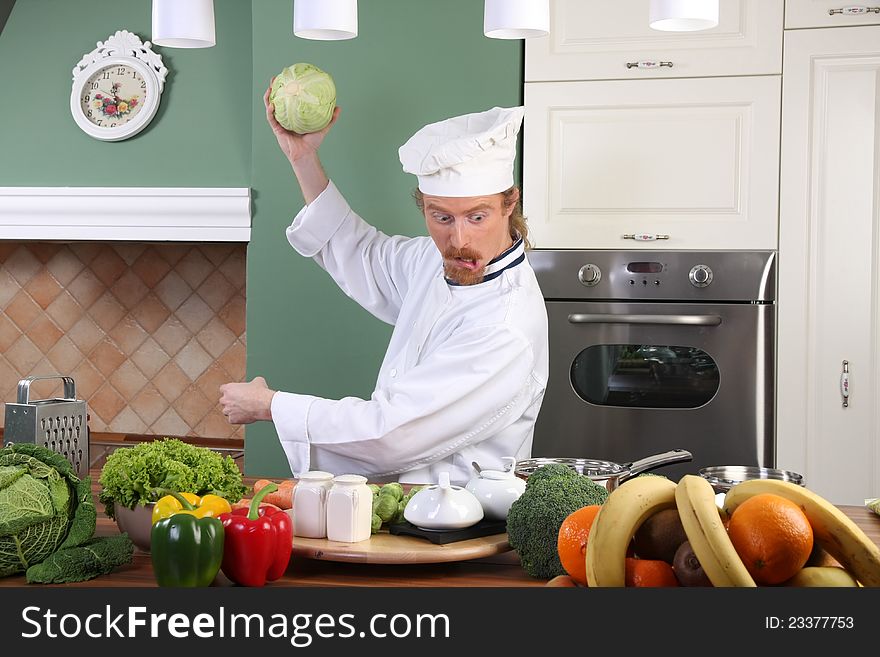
0,242,245,441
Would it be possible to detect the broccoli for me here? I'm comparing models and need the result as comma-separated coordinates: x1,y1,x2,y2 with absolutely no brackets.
506,465,609,579
524,463,577,486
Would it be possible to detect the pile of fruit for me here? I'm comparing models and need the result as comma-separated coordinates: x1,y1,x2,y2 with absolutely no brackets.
549,474,880,587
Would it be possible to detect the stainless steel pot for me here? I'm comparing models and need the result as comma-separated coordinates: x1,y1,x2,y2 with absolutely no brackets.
515,448,693,492
698,465,804,493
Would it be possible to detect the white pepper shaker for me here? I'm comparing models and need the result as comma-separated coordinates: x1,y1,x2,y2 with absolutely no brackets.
291,470,334,538
326,474,372,543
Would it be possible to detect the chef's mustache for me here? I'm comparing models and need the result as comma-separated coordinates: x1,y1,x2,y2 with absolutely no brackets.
443,246,483,263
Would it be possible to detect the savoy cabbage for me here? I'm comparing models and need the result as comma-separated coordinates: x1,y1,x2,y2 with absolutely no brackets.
0,442,131,581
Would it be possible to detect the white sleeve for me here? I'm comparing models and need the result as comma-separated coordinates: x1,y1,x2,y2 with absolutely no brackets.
286,180,430,325
270,324,539,478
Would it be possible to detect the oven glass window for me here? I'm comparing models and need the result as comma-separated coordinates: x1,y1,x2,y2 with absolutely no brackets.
571,345,719,408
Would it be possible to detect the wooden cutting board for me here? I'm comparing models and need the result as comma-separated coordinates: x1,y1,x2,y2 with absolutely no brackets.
292,531,511,564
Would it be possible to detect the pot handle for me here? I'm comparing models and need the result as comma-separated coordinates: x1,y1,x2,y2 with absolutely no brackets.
621,449,693,481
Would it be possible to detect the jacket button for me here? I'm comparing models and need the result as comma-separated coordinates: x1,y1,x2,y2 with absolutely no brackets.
390,369,398,378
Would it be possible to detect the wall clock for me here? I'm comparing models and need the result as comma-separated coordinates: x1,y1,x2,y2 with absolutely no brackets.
70,30,168,142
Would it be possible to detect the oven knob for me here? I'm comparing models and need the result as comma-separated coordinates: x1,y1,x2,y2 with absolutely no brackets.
689,264,713,288
578,263,602,286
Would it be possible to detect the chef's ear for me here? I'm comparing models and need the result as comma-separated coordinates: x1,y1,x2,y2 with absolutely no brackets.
503,187,521,217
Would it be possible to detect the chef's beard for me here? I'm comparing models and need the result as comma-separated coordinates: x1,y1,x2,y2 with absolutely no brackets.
442,246,485,286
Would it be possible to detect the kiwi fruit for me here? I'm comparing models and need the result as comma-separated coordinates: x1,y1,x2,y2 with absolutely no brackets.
673,540,713,587
633,508,688,563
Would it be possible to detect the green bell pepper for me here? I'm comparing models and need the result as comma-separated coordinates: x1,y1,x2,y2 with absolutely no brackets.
150,490,224,587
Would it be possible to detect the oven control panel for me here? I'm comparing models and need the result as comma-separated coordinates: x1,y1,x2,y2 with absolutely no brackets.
528,250,776,302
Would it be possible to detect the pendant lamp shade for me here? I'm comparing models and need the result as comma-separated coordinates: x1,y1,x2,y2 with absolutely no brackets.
294,0,358,40
152,0,216,48
649,0,719,32
484,0,550,39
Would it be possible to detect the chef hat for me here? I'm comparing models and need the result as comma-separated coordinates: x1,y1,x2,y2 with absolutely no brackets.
398,106,525,197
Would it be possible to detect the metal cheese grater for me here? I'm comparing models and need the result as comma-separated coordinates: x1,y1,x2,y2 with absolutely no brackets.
4,375,89,478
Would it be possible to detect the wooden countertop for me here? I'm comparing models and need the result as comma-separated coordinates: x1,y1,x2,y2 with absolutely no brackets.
1,468,540,588
2,467,879,588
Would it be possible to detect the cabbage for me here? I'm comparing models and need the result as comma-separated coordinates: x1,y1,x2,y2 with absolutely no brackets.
0,443,134,583
270,62,336,134
0,443,94,577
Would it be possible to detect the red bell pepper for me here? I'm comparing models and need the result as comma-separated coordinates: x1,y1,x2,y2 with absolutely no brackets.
219,483,293,586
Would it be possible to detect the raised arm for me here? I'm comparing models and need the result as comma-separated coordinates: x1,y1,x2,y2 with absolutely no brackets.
264,81,340,204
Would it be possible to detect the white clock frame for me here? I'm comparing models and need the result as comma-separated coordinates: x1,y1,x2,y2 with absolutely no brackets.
70,30,168,142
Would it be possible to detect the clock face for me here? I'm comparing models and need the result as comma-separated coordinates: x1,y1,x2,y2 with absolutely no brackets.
80,64,147,128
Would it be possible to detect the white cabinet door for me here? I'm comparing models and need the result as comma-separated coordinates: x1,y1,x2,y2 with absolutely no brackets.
785,0,880,29
777,26,880,505
526,0,783,81
523,76,780,250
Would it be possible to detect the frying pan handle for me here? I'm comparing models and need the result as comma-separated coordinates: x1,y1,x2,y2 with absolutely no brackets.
622,449,693,481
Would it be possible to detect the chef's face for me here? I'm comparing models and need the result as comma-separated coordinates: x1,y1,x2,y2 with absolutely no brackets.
422,190,518,286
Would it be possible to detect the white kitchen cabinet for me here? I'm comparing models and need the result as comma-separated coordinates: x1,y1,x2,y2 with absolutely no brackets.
523,75,780,250
776,25,880,505
784,0,880,29
526,0,783,81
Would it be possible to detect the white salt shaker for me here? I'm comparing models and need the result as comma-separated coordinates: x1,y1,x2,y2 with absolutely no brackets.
291,471,334,538
326,474,372,543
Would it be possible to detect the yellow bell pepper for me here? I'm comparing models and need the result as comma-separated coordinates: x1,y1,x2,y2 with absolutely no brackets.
151,490,232,525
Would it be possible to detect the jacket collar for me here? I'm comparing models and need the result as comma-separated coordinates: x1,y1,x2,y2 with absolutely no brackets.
445,237,525,287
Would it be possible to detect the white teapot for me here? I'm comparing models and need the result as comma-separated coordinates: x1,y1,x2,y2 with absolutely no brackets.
403,471,484,530
465,456,526,522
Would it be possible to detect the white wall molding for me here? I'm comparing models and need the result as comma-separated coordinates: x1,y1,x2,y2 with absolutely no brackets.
0,187,251,242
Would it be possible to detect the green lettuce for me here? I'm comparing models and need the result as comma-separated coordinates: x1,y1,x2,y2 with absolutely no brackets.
270,62,336,134
98,438,247,519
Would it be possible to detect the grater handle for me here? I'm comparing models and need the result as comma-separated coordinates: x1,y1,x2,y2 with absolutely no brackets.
17,375,77,404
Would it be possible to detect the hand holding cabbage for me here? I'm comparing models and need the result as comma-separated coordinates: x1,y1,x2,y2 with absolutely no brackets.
269,63,337,134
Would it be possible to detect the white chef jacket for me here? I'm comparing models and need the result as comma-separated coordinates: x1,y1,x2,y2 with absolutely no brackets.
271,181,549,485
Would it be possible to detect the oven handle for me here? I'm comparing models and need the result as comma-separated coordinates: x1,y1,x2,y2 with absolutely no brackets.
567,313,722,326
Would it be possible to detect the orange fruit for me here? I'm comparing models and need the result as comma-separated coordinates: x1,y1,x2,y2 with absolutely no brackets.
625,558,679,587
727,493,814,585
557,505,601,586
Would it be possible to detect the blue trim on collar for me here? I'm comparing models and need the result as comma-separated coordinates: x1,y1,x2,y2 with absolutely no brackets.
445,238,525,286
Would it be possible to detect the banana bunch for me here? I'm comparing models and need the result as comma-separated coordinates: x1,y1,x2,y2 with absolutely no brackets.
584,474,880,587
723,478,880,587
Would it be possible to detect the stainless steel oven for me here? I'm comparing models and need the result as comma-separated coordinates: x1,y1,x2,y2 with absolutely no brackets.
527,250,776,481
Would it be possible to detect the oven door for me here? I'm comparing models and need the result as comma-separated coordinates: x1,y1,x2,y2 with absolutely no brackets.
533,301,774,480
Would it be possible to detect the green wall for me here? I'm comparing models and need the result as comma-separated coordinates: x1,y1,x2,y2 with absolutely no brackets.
0,0,251,186
246,0,522,476
0,0,522,477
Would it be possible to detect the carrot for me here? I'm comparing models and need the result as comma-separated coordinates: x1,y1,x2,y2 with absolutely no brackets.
252,479,295,509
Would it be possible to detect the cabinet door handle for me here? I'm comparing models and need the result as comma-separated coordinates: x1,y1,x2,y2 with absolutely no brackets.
625,60,673,69
622,233,670,241
840,360,850,408
828,5,880,15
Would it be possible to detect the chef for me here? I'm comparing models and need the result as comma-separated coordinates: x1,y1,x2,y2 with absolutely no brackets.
219,92,549,485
